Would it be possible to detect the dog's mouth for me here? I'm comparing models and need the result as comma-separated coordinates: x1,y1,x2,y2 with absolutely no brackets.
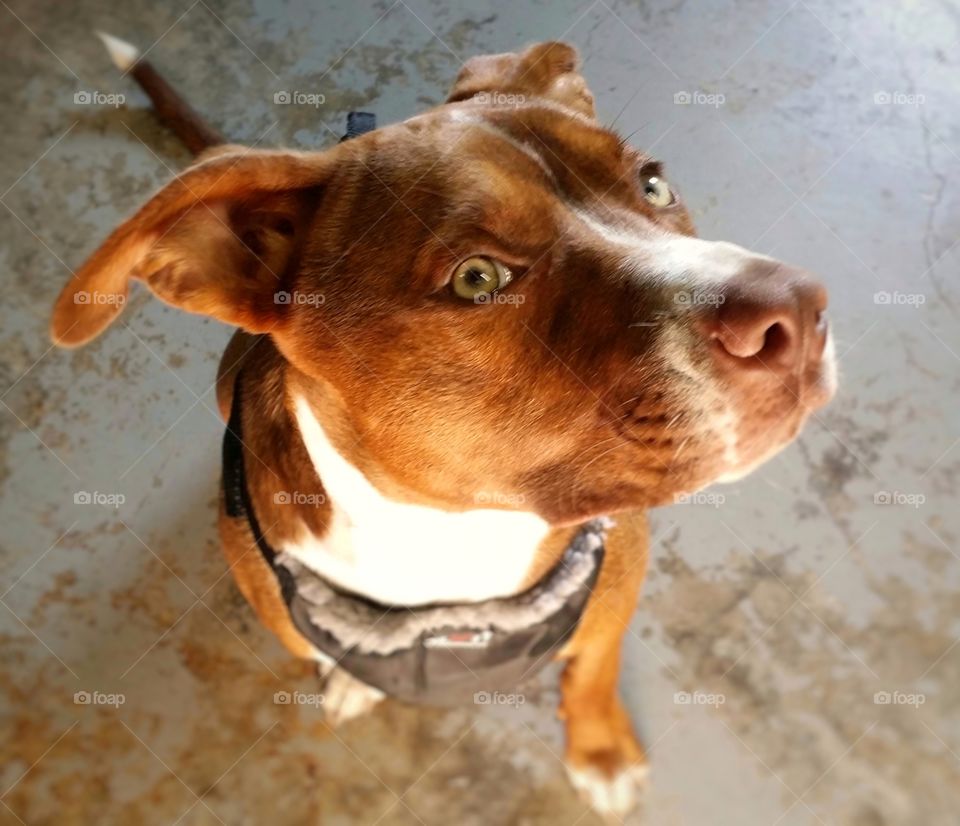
609,325,837,502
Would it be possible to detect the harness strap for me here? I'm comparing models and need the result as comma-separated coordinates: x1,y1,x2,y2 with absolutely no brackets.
222,371,299,604
221,372,605,706
339,111,377,141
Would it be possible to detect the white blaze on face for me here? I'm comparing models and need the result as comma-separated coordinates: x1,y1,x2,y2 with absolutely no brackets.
821,330,838,398
569,209,750,473
283,396,550,606
570,208,774,288
567,207,840,485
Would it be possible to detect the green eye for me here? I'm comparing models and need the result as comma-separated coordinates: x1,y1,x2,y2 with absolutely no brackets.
642,175,674,207
451,257,512,300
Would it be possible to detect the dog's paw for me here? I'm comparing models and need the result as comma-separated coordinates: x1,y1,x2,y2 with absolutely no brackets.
562,699,648,818
321,668,385,727
566,759,649,819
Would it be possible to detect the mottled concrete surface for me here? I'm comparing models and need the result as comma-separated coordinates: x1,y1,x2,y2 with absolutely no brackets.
1,0,958,824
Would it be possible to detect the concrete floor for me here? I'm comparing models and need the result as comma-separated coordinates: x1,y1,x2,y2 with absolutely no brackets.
2,0,959,823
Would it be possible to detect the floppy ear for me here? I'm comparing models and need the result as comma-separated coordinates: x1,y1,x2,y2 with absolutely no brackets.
50,146,341,347
446,41,595,118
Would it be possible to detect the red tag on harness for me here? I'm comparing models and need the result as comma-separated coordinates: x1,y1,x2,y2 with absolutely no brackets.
422,629,493,649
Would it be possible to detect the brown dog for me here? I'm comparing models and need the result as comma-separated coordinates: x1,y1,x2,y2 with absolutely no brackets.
50,35,835,816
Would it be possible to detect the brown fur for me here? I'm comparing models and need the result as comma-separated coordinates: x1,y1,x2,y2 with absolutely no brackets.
51,39,833,807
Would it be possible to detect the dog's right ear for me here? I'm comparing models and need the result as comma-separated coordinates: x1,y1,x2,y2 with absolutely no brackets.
50,146,342,348
446,41,595,118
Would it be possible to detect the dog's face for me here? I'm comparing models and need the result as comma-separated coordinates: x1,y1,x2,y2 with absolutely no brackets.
52,42,834,525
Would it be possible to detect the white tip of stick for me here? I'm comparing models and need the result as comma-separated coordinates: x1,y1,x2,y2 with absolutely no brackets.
95,31,140,72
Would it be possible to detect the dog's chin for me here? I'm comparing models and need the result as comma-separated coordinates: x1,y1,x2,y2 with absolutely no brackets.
537,411,810,522
636,381,836,505
523,341,838,525
693,385,835,490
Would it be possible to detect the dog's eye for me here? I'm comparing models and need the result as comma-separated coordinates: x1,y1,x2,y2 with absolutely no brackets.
451,257,512,300
642,175,674,207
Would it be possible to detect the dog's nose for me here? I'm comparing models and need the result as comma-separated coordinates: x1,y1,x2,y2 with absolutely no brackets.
700,262,828,372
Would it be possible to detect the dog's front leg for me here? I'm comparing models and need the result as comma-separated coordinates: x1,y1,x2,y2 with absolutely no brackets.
557,511,650,817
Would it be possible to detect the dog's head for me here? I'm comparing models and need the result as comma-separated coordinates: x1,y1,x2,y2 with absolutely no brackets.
51,42,834,525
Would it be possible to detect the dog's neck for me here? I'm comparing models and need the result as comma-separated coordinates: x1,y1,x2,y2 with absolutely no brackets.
278,390,555,606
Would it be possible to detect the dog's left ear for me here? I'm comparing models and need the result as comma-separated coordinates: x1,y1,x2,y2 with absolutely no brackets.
446,41,595,117
50,146,344,347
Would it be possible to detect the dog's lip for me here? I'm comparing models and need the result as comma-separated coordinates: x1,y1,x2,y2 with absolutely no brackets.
610,412,727,471
815,313,829,347
797,316,835,406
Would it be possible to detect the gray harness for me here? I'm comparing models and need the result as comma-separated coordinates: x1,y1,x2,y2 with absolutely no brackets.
222,372,606,705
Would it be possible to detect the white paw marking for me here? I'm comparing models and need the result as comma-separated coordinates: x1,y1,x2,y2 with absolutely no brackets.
322,669,385,727
566,762,650,817
315,652,336,680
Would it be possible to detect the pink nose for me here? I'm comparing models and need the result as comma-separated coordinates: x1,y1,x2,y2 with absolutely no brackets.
702,263,828,373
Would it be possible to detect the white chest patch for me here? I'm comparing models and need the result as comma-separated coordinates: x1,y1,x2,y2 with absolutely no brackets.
281,396,551,607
